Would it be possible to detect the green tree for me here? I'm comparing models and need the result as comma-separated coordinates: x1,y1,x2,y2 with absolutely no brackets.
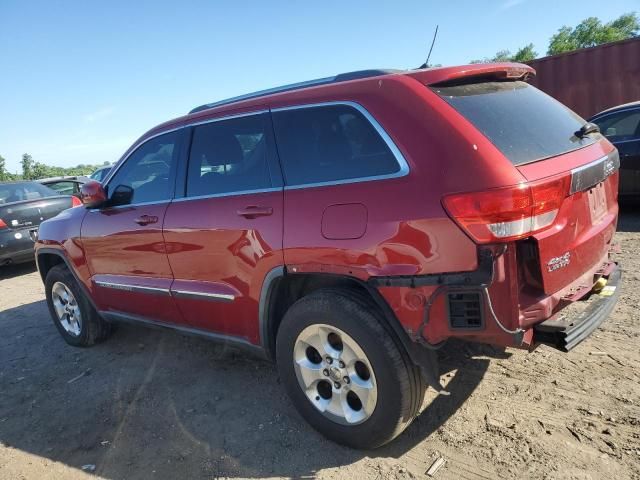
0,155,7,181
548,13,639,55
470,44,538,63
32,162,50,179
512,43,538,62
21,153,34,180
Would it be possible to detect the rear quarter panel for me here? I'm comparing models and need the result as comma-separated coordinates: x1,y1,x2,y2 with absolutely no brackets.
270,74,527,278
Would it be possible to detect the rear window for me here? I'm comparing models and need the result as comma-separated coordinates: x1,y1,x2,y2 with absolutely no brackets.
433,81,598,165
0,182,58,204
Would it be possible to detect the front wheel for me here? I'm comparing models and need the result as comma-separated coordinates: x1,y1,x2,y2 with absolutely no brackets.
45,264,112,347
276,289,425,449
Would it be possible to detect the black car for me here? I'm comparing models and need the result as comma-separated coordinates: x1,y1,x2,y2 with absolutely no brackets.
36,176,90,197
589,101,640,196
0,182,79,266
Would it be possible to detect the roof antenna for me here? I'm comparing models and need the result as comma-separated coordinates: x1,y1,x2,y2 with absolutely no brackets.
419,25,439,69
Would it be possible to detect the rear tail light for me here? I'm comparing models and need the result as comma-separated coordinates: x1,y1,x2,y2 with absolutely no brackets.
0,218,6,230
71,196,82,207
442,174,570,244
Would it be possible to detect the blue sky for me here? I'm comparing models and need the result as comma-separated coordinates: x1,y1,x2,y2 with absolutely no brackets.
0,0,637,173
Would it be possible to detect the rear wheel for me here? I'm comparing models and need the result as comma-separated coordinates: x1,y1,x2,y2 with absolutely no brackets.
45,264,112,347
276,288,425,449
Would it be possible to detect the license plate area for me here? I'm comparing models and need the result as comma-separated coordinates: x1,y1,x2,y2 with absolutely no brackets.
587,182,607,223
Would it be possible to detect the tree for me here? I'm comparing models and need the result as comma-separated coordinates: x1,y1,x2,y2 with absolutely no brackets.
470,43,538,64
0,155,8,181
21,153,34,180
32,162,49,179
512,43,538,62
548,13,639,55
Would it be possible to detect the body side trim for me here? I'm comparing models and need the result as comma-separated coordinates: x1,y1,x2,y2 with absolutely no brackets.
94,280,171,296
171,289,235,302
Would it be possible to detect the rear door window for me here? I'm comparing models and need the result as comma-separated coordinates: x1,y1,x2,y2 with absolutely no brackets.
433,81,598,165
271,104,402,186
186,113,273,197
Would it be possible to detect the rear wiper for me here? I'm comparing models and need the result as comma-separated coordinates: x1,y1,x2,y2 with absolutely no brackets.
575,122,600,138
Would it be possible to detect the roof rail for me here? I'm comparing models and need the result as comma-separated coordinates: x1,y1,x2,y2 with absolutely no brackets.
188,69,402,114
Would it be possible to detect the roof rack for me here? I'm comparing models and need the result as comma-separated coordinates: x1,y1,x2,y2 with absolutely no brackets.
188,69,402,114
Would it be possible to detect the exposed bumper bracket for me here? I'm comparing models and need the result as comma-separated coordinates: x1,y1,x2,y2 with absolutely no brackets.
533,264,622,352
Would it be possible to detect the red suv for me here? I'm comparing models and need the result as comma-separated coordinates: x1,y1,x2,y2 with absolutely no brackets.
35,63,621,449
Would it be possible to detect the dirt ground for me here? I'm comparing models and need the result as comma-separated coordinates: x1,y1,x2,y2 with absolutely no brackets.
0,207,639,480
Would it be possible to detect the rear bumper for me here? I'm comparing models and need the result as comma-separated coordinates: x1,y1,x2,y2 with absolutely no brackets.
0,228,37,265
532,263,621,352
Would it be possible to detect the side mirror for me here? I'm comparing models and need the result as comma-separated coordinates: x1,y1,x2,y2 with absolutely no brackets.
79,180,107,208
605,127,617,137
111,185,134,207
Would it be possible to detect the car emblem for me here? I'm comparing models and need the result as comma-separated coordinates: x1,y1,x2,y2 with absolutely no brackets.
547,252,571,272
604,158,616,177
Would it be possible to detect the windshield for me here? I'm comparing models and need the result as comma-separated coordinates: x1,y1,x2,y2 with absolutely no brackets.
432,81,599,165
0,182,59,205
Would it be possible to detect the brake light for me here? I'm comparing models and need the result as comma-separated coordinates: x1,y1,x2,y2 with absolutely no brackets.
0,218,6,230
442,174,570,244
71,196,82,207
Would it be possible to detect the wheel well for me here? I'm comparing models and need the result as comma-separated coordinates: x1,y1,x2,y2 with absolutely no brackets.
263,273,388,360
37,252,65,282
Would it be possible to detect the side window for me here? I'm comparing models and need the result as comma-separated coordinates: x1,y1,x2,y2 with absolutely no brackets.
107,131,179,205
271,104,401,186
46,181,76,195
594,110,640,141
186,113,272,197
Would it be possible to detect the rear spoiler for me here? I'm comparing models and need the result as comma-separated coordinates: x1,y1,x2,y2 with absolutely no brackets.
407,63,536,87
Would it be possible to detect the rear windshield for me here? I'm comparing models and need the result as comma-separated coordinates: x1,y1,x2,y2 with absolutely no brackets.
432,81,598,165
0,182,58,204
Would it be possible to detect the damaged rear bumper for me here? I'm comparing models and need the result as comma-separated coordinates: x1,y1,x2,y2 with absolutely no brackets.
532,264,621,352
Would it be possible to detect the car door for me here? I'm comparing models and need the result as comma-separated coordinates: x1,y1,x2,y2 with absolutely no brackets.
81,129,186,324
593,107,640,195
163,111,284,344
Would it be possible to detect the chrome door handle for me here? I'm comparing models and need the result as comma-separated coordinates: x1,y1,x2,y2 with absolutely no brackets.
236,206,273,219
134,215,158,226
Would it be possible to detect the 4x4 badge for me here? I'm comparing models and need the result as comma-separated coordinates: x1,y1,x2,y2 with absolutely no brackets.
547,252,571,272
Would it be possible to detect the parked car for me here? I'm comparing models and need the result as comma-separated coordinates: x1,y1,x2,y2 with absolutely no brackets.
589,101,640,196
89,165,111,182
37,176,90,197
1,181,81,266
34,64,621,449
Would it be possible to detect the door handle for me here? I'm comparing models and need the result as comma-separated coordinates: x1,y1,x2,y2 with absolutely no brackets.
236,206,273,219
134,215,159,226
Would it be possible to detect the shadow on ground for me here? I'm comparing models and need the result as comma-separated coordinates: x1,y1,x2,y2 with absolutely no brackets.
0,261,37,280
0,298,502,479
618,199,640,233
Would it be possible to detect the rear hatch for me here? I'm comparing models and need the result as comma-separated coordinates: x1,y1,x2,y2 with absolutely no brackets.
0,182,77,233
430,75,619,296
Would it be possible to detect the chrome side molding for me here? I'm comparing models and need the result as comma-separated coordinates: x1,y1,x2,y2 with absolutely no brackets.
94,280,236,302
94,280,171,296
171,289,235,303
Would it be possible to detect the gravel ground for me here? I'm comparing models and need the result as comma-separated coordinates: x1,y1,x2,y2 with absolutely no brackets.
0,207,638,480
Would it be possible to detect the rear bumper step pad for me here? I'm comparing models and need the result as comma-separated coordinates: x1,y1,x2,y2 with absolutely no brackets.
532,264,622,352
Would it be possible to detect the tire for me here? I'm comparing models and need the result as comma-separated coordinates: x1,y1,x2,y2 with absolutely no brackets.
44,264,112,347
276,288,425,449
